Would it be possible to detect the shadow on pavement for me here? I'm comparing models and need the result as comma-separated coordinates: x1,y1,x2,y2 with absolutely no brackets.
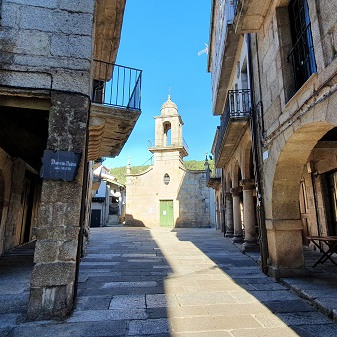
173,228,337,337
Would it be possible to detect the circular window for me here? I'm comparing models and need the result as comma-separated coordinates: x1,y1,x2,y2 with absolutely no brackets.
163,173,170,185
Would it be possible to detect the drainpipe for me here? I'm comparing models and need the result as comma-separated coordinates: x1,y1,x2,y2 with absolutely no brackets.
247,33,269,274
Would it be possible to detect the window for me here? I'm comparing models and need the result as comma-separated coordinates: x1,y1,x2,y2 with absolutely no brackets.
287,0,317,91
163,174,170,185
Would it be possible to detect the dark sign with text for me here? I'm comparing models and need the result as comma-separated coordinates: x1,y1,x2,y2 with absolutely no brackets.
40,150,81,181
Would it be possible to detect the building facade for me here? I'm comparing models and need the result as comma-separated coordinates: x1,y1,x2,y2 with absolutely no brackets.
208,0,337,278
126,96,215,228
91,164,125,227
0,0,141,318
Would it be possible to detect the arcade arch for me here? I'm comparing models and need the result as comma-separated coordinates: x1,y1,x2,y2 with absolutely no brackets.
265,119,336,277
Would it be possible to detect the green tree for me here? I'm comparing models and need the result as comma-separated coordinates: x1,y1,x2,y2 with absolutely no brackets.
109,159,214,185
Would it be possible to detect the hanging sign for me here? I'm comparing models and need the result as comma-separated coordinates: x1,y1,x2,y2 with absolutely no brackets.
40,150,81,181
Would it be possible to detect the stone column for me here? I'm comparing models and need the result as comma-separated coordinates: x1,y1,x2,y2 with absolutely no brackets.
220,201,225,233
230,187,243,243
266,219,308,279
224,192,234,237
240,179,259,252
28,92,90,319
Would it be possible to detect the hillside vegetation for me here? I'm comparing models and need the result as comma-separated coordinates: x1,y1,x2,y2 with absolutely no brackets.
109,159,214,185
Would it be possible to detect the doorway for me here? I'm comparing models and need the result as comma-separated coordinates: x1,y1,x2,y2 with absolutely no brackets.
18,171,37,245
160,200,174,227
327,171,337,236
90,209,101,228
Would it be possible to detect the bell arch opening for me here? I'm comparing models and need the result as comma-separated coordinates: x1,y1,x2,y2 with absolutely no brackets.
163,122,171,147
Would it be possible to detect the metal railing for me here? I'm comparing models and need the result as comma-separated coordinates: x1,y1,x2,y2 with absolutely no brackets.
92,60,142,110
148,138,189,152
225,0,236,24
232,0,239,15
215,89,251,162
287,23,317,92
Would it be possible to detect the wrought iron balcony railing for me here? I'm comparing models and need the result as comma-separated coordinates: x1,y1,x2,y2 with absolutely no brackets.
287,23,317,93
232,0,239,14
147,138,189,152
215,89,251,163
92,60,142,110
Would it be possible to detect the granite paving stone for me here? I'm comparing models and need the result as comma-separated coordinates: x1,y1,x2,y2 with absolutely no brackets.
109,294,146,310
2,226,337,336
128,318,170,336
13,321,127,337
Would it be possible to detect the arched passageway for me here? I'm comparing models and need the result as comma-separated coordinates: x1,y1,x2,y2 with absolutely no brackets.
265,119,336,278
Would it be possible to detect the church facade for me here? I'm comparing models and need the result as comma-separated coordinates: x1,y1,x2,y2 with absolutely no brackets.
125,96,215,228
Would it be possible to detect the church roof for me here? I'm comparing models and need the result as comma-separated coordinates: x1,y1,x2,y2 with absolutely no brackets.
160,95,178,116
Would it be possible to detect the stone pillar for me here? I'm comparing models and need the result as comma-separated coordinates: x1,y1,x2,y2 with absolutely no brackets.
266,219,308,279
224,192,234,237
240,179,259,252
220,201,225,233
28,92,90,319
230,187,243,243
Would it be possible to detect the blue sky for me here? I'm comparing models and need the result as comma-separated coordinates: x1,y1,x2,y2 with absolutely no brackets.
105,0,219,168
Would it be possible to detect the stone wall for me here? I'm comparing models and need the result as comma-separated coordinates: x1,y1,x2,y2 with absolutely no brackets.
250,1,337,276
0,0,94,94
315,0,337,67
28,92,90,319
126,159,212,228
3,158,26,250
0,148,13,255
176,169,211,228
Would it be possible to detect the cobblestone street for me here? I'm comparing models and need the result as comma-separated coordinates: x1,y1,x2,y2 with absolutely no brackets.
2,226,337,336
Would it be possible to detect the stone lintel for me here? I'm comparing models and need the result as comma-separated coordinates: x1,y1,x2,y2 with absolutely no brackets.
266,219,302,231
0,93,50,110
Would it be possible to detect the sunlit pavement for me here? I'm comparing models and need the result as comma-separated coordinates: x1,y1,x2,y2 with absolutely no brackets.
2,227,337,336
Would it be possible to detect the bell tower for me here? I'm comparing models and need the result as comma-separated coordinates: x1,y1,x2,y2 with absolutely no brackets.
149,95,188,163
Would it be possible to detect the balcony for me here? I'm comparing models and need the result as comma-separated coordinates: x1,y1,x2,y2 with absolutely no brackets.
88,61,142,161
232,0,273,33
206,168,222,189
210,0,243,116
148,138,189,157
215,89,251,168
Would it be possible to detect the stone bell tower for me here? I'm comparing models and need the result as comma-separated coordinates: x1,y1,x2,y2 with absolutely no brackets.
148,95,188,164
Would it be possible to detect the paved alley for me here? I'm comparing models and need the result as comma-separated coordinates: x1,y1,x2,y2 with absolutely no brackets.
2,226,337,336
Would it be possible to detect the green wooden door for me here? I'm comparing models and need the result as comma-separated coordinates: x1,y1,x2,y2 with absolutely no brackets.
160,200,174,227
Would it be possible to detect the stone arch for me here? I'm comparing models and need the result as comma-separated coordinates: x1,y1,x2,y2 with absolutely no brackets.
265,119,336,276
269,121,334,220
225,170,231,192
216,194,220,229
241,136,253,180
231,159,242,187
224,170,234,237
